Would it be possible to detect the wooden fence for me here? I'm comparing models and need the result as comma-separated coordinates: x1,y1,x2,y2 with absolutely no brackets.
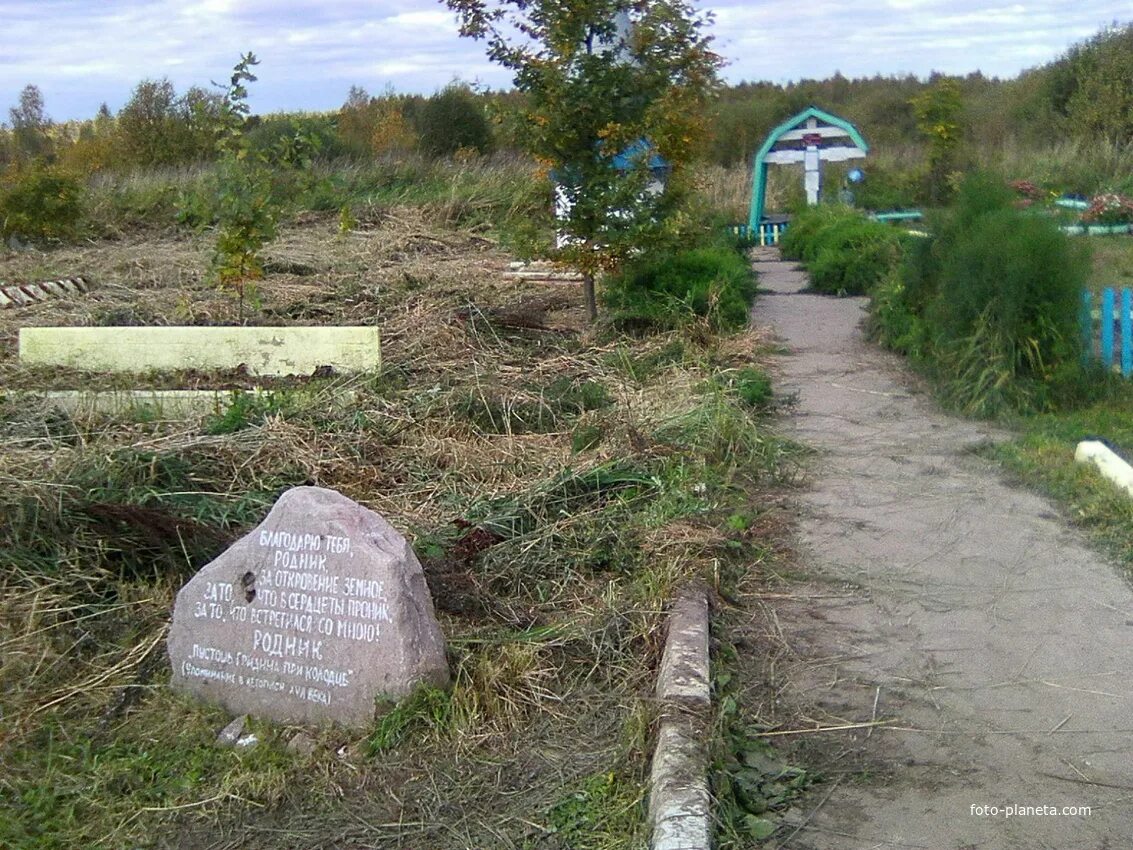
729,222,788,246
1081,287,1133,377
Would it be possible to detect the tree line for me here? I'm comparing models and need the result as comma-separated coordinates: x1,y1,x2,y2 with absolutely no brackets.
2,20,1130,179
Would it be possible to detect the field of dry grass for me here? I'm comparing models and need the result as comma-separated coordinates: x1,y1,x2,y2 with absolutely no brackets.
0,186,811,848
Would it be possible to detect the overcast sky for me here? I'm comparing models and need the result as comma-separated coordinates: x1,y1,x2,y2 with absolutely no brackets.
1,1,1124,122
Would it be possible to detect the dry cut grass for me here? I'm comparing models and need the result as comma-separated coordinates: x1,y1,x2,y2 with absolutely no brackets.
0,209,800,849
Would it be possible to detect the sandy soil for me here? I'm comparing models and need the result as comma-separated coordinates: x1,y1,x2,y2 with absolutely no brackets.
753,252,1133,849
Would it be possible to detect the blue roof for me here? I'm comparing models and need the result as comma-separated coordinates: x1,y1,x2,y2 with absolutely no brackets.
611,138,667,171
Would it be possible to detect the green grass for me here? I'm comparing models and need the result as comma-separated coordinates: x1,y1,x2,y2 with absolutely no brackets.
984,393,1133,568
1088,235,1133,292
81,154,549,245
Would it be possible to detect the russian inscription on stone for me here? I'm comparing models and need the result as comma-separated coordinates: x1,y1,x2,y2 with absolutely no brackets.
168,486,449,727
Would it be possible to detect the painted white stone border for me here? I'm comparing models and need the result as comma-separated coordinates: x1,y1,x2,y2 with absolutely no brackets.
19,388,357,418
19,326,381,376
0,276,89,309
1075,440,1133,497
649,587,711,850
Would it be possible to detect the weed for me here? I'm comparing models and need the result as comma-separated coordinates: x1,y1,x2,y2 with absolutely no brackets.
781,206,905,296
710,366,774,410
606,338,687,383
369,686,455,753
711,663,814,848
202,390,291,435
0,166,84,241
571,422,605,452
603,246,757,332
545,769,645,850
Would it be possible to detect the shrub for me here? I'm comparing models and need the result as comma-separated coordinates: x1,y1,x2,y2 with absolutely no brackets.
414,86,493,158
852,165,921,211
713,367,773,409
778,205,848,263
929,207,1086,413
867,269,930,359
0,166,84,240
876,170,1089,415
603,245,756,332
809,217,904,295
779,206,905,295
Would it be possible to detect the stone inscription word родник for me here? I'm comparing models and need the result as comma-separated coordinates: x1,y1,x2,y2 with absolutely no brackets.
168,486,449,727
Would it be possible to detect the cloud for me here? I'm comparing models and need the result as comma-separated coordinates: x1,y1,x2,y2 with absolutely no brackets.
0,1,1127,121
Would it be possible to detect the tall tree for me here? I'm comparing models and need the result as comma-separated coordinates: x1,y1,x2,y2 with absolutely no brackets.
911,77,964,205
444,0,721,319
9,84,51,161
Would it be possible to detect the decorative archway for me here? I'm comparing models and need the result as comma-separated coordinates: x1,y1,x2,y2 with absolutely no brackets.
748,107,869,230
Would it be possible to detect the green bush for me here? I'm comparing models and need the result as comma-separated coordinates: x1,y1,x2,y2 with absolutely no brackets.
414,86,494,158
852,165,921,211
930,208,1086,414
810,218,905,295
779,206,905,295
603,245,757,332
867,269,930,359
711,367,773,409
0,167,84,240
873,171,1089,415
778,205,848,263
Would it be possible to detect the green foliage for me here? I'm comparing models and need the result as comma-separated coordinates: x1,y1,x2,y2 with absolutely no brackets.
0,166,84,240
209,53,278,314
571,422,605,452
1046,24,1133,145
2,709,292,850
911,76,965,204
712,672,812,847
872,171,1089,416
603,244,756,332
414,85,494,157
780,206,905,296
545,769,644,850
455,376,611,436
116,78,220,168
447,0,722,319
809,219,905,296
202,391,291,435
868,269,930,359
851,163,921,211
545,377,613,414
930,208,1086,414
722,367,774,409
368,687,455,753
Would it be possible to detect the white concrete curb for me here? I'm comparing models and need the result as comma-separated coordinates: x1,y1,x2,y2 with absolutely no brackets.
19,325,381,376
11,388,357,419
649,587,711,850
1075,440,1133,497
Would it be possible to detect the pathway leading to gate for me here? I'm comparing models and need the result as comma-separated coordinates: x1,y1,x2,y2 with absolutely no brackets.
754,252,1133,849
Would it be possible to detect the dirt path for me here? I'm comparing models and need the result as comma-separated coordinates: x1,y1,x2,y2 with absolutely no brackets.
753,253,1133,849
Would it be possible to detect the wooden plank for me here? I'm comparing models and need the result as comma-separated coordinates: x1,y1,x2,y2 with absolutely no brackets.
776,125,855,143
1081,291,1093,365
1102,288,1115,368
1123,289,1132,378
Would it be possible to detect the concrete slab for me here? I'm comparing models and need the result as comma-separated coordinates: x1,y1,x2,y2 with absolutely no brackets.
19,326,381,376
